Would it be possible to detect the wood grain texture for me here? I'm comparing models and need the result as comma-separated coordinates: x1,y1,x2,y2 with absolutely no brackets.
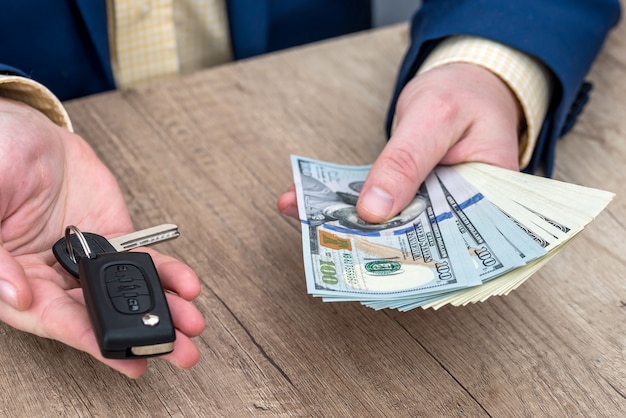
1,18,624,417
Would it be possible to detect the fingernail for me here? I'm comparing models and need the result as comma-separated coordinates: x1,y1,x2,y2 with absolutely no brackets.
0,281,17,309
360,186,393,218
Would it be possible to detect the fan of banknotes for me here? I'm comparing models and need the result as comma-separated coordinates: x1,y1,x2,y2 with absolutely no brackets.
290,155,614,311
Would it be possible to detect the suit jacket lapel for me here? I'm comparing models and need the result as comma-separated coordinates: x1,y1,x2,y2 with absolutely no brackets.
73,0,115,86
226,0,270,59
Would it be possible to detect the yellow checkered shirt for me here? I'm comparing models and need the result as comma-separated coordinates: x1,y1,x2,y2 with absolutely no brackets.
106,0,232,88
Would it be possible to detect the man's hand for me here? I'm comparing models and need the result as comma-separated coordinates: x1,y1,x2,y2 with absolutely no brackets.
0,98,205,378
277,63,522,221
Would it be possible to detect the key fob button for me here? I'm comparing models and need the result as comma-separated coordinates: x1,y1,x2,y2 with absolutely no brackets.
105,264,142,282
106,278,150,298
110,294,152,314
128,298,139,311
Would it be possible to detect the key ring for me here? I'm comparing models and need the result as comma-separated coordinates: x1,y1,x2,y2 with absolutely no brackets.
65,225,96,262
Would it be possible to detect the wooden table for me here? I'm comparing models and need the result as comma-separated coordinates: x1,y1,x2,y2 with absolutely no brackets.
2,21,625,418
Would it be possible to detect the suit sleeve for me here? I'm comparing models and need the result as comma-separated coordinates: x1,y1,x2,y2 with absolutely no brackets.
387,0,622,175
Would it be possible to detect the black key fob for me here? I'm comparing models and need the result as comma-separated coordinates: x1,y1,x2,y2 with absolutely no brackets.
79,252,175,359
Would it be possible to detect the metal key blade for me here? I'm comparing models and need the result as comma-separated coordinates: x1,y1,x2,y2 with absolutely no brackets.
108,224,180,252
54,224,181,278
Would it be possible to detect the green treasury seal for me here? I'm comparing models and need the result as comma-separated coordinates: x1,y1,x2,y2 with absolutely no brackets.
364,260,402,276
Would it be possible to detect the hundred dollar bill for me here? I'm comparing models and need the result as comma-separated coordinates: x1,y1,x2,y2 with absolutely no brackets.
291,155,481,301
434,166,547,276
451,163,614,251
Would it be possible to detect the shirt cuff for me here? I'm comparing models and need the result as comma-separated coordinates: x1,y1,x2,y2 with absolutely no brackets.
0,75,73,131
417,35,552,169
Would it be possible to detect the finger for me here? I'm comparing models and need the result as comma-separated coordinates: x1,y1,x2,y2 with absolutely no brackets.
0,280,150,378
68,288,203,373
0,246,32,310
146,251,201,301
70,288,203,374
5,282,201,379
166,292,205,338
276,185,299,219
34,286,150,379
159,328,201,370
62,288,152,379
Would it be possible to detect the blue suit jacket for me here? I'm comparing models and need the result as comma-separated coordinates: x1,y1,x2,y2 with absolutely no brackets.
0,0,621,174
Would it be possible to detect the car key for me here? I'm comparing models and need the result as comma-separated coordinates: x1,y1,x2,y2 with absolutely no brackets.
65,225,175,359
53,224,179,277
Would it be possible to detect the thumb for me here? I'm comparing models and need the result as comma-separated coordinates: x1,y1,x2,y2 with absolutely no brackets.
356,112,458,223
0,246,33,310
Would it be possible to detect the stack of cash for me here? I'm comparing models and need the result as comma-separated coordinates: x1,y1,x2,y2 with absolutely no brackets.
290,155,614,310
